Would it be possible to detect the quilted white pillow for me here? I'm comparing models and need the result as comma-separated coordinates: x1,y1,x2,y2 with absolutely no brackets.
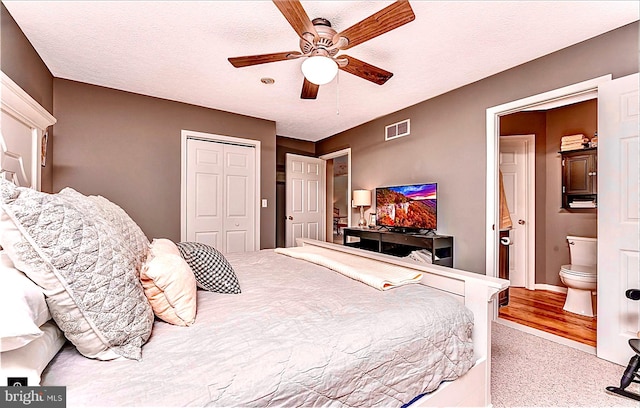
0,252,51,352
58,188,150,272
0,180,153,361
140,239,197,326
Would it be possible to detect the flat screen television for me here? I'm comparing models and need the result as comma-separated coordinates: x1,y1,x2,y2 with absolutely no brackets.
375,183,437,232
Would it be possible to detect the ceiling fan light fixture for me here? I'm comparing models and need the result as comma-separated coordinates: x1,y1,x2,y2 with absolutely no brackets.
301,56,338,85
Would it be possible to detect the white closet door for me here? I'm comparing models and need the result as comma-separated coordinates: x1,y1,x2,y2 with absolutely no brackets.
186,138,256,253
223,143,256,253
186,138,224,249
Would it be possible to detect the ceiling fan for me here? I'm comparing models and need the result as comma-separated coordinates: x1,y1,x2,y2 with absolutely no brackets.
228,0,415,100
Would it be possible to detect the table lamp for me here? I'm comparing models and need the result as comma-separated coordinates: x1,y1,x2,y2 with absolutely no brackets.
352,189,371,228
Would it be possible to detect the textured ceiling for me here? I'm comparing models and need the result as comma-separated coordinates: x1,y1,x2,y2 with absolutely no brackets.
3,1,638,141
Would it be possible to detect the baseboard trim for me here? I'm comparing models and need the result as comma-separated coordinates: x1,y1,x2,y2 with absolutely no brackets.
534,284,567,294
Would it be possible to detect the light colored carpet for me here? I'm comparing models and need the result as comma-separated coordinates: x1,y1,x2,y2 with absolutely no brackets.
491,322,639,407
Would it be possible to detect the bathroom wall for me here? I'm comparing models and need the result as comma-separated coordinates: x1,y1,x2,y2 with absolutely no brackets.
545,100,597,286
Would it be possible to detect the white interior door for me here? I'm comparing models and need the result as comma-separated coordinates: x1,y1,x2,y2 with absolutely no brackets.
499,136,531,288
285,153,326,247
186,138,256,253
597,73,639,366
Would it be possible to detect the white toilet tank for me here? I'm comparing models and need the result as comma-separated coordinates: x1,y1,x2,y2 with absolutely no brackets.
567,236,597,266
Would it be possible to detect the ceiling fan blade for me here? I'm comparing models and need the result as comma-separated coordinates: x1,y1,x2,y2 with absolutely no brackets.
301,78,319,99
273,0,318,42
228,51,302,68
333,0,415,50
338,55,393,85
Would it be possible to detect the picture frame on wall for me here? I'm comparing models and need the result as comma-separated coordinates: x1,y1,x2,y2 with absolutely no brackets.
41,130,48,167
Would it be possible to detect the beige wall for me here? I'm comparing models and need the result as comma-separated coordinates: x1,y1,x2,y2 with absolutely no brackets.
52,79,277,247
1,4,54,192
317,22,639,273
501,100,597,286
545,101,598,285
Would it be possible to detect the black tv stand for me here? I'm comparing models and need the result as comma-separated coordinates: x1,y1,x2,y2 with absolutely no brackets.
342,228,453,267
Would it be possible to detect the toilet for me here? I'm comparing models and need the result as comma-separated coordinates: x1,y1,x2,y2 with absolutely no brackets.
559,236,597,317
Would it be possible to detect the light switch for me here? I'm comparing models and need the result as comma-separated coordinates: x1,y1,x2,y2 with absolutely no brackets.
261,199,268,208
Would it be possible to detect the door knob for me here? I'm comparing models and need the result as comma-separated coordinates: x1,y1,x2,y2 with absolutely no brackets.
287,216,293,220
518,219,525,225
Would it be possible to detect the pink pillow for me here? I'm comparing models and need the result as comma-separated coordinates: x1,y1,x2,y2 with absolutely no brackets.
140,239,197,326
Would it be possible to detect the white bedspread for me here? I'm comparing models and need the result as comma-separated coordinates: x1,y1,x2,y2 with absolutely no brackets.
274,245,423,290
41,249,474,407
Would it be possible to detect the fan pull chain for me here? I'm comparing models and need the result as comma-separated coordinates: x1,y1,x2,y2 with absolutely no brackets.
336,70,340,116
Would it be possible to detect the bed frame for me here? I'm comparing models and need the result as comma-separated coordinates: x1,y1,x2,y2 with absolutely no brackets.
296,238,509,407
0,71,56,190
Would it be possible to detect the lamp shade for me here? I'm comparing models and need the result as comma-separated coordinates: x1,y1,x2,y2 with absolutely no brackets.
301,56,338,85
352,190,371,207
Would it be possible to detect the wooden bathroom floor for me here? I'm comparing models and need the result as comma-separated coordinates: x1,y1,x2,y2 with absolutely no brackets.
498,288,597,347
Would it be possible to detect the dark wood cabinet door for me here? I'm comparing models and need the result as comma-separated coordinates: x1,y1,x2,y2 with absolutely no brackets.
561,148,597,209
564,153,592,194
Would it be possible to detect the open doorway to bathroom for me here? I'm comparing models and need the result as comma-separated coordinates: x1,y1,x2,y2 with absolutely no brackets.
320,149,351,244
496,97,598,352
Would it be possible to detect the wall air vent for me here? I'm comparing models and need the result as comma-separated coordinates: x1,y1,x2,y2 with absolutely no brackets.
385,119,410,141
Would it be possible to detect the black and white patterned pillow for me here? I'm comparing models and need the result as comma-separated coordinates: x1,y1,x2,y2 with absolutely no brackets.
176,242,241,294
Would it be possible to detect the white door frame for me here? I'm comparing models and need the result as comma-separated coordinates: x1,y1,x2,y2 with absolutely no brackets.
499,134,535,290
319,148,353,229
180,129,261,250
486,75,611,279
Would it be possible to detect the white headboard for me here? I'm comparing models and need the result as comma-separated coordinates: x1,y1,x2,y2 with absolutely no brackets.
0,71,56,189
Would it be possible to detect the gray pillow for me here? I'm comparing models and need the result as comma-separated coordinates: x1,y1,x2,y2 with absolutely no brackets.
176,242,241,294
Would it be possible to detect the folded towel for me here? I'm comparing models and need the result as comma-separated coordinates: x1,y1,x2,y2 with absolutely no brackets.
561,142,584,148
561,134,585,142
569,201,597,208
560,141,586,151
561,139,584,144
274,245,423,290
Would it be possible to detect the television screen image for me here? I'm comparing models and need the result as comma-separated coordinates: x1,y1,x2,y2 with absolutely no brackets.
376,183,437,231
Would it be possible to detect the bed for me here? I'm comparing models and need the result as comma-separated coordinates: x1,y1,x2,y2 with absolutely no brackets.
0,70,509,407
